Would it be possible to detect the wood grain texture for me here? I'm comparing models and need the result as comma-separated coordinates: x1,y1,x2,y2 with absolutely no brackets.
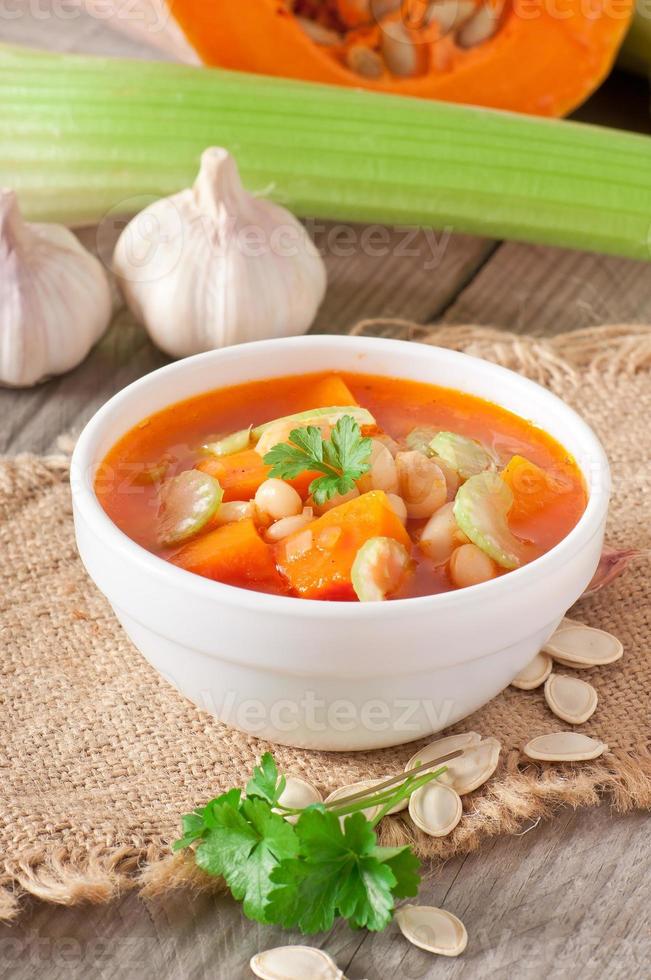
1,9,650,980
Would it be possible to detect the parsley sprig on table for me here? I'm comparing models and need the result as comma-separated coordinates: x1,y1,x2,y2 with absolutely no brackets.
174,753,446,934
263,415,372,505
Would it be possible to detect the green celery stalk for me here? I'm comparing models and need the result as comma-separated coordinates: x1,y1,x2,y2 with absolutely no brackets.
2,43,651,259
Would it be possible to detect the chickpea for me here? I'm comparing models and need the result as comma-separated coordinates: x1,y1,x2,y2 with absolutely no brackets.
357,439,399,495
313,486,359,515
255,478,303,521
212,500,255,527
435,458,461,500
449,543,498,589
386,493,408,524
265,509,314,542
395,451,447,519
374,433,400,458
419,502,468,564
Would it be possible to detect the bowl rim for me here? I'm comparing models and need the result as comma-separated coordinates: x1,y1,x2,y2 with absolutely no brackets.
71,334,610,619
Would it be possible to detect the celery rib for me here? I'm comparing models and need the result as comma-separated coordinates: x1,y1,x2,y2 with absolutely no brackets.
1,43,651,259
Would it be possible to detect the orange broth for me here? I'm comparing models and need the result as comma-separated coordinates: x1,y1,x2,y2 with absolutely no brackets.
96,371,588,600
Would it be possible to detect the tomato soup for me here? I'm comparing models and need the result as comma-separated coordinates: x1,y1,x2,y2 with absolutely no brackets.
96,371,588,601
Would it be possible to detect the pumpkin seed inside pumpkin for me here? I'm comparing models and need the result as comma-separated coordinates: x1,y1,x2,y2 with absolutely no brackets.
296,17,343,46
409,781,463,837
426,0,475,34
380,21,421,77
396,904,468,957
456,3,502,48
523,731,607,762
544,624,623,667
510,651,553,690
346,43,384,77
250,945,345,979
544,674,598,725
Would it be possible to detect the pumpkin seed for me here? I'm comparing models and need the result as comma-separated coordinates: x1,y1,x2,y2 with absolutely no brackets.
371,0,401,19
544,625,623,667
296,17,343,46
544,674,598,725
327,777,409,816
426,0,475,34
275,775,322,824
510,651,553,690
523,732,607,762
438,737,501,794
380,22,420,78
396,905,468,957
250,945,345,979
405,731,482,772
409,782,462,837
325,781,383,823
346,43,384,78
456,3,501,48
549,656,593,671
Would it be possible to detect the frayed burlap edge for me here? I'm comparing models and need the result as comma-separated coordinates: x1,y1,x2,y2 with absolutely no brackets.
2,321,650,922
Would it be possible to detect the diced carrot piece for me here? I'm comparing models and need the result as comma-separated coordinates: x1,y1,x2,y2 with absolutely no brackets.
501,455,568,524
170,519,287,593
275,490,412,600
196,449,316,501
297,375,358,410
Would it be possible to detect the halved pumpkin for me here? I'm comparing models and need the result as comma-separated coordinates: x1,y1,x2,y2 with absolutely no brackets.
170,0,633,116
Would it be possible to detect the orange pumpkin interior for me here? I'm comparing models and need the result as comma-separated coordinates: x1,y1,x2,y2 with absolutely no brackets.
170,0,633,116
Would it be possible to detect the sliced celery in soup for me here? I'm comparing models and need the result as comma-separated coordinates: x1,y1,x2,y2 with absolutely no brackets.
157,471,223,547
454,472,528,570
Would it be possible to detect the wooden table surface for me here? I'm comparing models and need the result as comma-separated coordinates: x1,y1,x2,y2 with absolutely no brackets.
1,11,650,979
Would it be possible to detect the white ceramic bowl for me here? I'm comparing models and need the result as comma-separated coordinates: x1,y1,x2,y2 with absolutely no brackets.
71,336,610,751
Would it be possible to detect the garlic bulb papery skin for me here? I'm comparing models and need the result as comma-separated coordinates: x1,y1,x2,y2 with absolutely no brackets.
112,148,327,358
0,189,113,388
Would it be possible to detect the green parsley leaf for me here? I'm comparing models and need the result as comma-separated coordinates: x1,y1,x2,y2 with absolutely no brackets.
266,808,410,934
172,788,242,851
373,845,421,899
263,416,372,505
194,796,299,922
245,752,286,807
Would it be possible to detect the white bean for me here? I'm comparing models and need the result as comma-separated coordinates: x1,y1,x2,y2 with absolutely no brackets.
420,502,468,564
255,478,303,521
357,439,399,494
313,487,359,515
449,543,498,589
211,500,255,526
265,509,314,542
386,493,408,524
396,451,447,519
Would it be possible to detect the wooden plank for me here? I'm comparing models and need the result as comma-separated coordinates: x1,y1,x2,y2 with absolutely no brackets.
439,242,651,335
2,806,648,979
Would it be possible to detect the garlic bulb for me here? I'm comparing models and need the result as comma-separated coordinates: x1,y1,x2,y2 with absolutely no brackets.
113,148,327,358
0,190,112,388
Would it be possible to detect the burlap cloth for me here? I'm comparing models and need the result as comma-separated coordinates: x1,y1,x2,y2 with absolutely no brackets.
1,323,650,923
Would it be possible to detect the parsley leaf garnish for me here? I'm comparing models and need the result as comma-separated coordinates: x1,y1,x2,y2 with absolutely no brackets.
263,415,372,505
266,809,409,932
174,753,441,934
246,752,286,806
194,794,299,921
